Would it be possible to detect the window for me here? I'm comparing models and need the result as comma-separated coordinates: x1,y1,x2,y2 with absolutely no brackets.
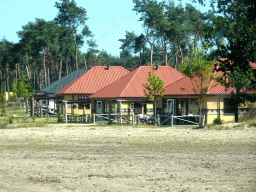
78,103,90,110
224,98,235,114
78,95,88,100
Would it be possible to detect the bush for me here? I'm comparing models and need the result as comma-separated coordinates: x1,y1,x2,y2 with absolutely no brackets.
59,114,65,123
213,117,225,125
8,117,14,124
31,116,36,123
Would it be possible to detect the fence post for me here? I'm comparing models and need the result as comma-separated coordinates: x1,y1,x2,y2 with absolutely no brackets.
157,114,160,126
40,107,43,117
108,104,111,125
31,97,34,117
84,114,87,123
171,115,173,127
132,113,134,125
92,113,95,123
137,116,140,125
64,101,67,123
202,115,205,126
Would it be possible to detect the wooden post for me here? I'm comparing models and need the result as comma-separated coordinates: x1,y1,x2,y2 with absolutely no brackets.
171,115,173,127
108,104,111,125
132,113,134,125
31,97,34,116
64,101,67,123
83,106,86,123
119,101,122,124
92,113,95,123
57,103,60,123
202,115,205,126
157,114,160,126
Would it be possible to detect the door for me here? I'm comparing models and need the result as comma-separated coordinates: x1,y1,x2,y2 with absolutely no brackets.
96,101,103,122
167,99,175,115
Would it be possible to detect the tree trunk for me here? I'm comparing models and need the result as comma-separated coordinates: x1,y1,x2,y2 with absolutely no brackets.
235,88,240,122
83,53,87,69
139,50,142,67
43,48,47,87
25,52,31,80
179,45,184,64
66,60,69,75
15,64,18,83
47,67,50,86
199,96,203,126
150,43,153,66
72,25,78,70
6,63,9,102
59,56,63,80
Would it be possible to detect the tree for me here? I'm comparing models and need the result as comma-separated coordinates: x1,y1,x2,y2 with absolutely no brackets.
0,39,14,100
207,0,256,122
143,67,166,119
12,75,32,101
0,83,7,118
133,0,166,65
55,0,92,70
179,49,218,125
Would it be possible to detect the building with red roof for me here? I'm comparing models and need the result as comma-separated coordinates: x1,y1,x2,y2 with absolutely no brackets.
55,65,130,119
89,65,185,121
162,59,256,125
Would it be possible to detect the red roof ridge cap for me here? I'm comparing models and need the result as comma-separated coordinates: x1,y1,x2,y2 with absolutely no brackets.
89,68,136,98
164,76,188,89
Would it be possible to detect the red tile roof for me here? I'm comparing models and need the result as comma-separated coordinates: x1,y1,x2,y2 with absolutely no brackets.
55,66,130,95
164,76,235,96
165,59,256,96
90,66,185,99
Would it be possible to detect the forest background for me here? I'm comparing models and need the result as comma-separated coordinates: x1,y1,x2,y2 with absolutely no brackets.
0,0,255,102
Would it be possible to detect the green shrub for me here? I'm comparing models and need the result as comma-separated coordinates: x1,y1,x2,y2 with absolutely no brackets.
8,117,14,124
213,117,225,125
59,114,65,123
31,116,36,123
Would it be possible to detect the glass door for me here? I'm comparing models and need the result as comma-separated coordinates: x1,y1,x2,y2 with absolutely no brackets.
167,99,175,115
96,101,103,122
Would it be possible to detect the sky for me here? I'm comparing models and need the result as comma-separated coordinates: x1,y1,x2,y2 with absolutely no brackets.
0,0,211,57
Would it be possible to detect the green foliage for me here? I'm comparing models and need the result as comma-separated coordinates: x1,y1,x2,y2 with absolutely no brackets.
213,117,225,125
143,68,166,101
143,67,166,117
59,114,65,123
179,49,217,95
179,49,217,125
8,117,14,124
31,116,36,123
12,75,32,100
0,83,7,117
55,0,92,69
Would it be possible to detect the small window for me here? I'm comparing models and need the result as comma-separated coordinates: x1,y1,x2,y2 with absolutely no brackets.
78,103,90,109
224,98,235,114
78,96,88,100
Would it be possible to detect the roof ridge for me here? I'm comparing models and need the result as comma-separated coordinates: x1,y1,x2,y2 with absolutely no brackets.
164,75,187,89
119,68,141,97
89,69,135,98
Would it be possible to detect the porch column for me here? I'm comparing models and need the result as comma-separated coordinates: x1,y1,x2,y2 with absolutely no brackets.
57,103,60,122
83,106,87,123
26,98,29,114
64,101,67,123
108,103,111,125
119,101,122,124
31,97,34,116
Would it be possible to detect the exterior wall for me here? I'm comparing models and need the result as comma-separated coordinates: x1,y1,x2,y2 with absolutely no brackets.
62,94,92,115
163,95,234,125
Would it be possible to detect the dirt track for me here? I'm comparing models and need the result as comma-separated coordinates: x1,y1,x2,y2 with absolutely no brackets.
0,125,255,192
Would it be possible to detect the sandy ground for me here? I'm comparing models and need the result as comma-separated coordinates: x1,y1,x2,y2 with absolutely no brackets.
0,124,255,192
